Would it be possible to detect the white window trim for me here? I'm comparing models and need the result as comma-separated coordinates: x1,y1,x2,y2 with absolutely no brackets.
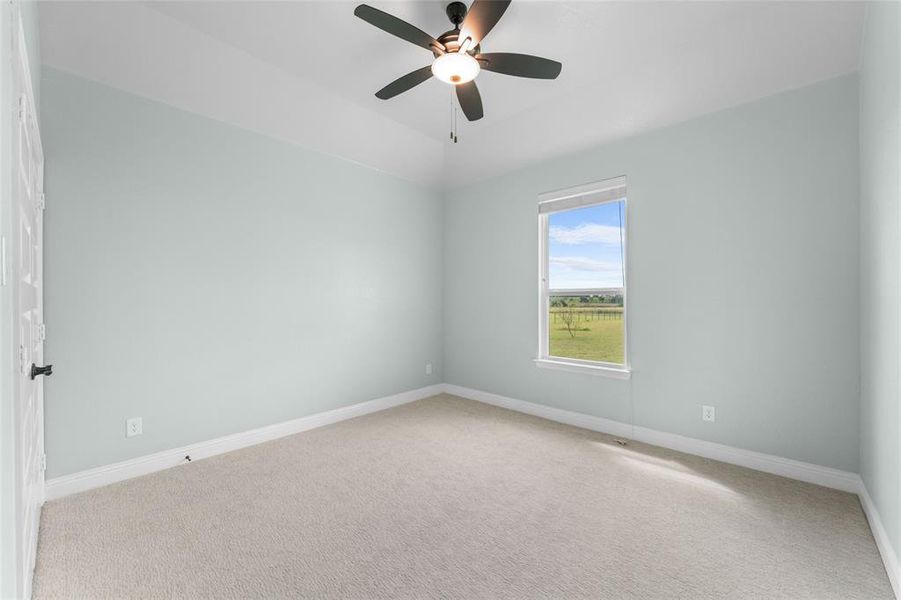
537,176,631,379
533,358,631,379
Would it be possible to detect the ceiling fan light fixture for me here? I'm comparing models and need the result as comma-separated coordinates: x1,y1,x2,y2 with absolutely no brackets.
431,52,480,85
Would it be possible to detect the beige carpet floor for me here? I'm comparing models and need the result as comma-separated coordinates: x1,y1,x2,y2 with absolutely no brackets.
34,394,893,599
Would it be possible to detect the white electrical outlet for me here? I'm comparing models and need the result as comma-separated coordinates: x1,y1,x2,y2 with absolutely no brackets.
126,417,143,437
702,405,715,422
425,362,433,376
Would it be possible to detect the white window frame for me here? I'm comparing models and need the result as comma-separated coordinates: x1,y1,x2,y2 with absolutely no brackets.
535,176,630,379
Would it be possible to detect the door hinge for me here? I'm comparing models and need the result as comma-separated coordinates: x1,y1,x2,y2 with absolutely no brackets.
41,454,46,472
37,193,45,211
17,94,26,122
37,323,46,342
18,344,27,374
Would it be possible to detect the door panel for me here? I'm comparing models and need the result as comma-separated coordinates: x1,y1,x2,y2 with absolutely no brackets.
10,2,45,597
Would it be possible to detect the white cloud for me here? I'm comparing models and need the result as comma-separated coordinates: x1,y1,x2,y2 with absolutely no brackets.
549,223,622,246
549,256,622,272
549,257,623,287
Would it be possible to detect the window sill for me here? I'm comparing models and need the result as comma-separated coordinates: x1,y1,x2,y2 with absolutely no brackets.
533,358,631,380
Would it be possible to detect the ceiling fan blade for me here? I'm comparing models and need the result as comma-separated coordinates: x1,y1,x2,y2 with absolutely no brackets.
459,0,511,47
375,66,433,100
456,81,484,121
477,53,562,79
354,4,442,52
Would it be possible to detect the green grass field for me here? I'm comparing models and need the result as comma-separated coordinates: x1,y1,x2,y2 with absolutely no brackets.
548,309,624,364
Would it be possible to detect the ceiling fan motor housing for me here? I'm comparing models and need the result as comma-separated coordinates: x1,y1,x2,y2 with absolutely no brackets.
435,30,480,57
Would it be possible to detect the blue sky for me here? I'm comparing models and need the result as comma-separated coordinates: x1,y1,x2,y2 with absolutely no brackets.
548,200,625,290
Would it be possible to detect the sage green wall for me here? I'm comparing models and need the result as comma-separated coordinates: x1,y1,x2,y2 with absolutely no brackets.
41,67,443,479
444,75,861,472
859,0,901,563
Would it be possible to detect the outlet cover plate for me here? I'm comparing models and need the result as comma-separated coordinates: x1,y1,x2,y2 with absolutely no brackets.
702,406,715,422
126,417,143,437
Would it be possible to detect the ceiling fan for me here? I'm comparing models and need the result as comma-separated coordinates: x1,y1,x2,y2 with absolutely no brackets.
353,0,562,122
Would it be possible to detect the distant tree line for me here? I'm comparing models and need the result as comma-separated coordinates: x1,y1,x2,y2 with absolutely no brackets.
550,294,623,307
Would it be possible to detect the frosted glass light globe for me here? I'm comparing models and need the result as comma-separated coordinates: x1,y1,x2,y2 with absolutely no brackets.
431,53,480,85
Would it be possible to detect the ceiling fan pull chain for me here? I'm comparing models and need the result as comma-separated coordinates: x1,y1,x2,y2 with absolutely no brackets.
450,87,458,144
450,87,454,140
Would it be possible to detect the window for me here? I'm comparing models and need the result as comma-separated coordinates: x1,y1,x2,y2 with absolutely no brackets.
537,176,629,377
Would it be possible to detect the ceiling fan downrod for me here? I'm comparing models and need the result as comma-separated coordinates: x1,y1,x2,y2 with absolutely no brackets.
446,1,467,29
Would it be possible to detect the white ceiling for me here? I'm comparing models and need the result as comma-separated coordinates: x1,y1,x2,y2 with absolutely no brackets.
39,1,864,188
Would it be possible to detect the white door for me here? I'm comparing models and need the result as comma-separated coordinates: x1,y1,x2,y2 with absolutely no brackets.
10,4,46,598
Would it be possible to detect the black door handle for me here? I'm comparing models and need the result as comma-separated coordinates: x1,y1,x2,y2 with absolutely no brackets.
30,364,52,380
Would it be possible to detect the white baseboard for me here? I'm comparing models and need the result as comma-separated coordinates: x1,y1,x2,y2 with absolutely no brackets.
442,383,635,439
629,425,861,493
441,383,859,492
858,480,901,598
44,384,444,501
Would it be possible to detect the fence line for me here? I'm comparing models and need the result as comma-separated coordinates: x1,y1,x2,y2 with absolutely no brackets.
551,310,623,323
